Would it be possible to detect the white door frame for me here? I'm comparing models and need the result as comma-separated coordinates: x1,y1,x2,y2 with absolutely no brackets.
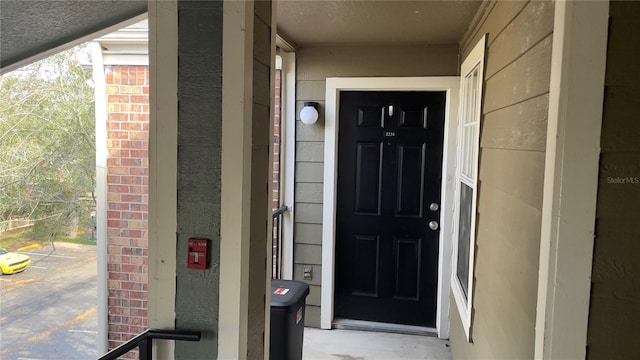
321,77,460,338
279,51,296,280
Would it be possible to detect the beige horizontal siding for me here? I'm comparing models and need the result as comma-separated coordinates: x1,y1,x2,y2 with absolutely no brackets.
293,43,461,327
294,243,322,265
295,162,324,183
589,9,640,351
595,153,640,219
304,305,321,327
293,264,322,287
294,223,322,245
450,297,493,357
483,34,552,114
600,86,640,152
451,0,552,358
461,0,528,59
296,118,324,142
306,285,321,307
295,183,323,204
481,94,549,152
297,45,459,81
476,185,543,258
295,142,324,162
484,0,554,78
294,203,322,224
478,148,546,209
297,80,326,101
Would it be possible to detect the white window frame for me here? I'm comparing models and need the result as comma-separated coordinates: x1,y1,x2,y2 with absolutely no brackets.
451,35,485,341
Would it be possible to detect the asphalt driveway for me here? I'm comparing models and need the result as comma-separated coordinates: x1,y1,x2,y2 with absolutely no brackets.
0,243,98,360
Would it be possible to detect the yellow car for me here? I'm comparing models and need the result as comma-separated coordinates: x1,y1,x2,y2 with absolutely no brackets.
0,248,31,274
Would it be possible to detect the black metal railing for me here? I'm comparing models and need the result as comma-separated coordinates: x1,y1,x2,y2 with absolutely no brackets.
98,329,201,360
272,205,288,279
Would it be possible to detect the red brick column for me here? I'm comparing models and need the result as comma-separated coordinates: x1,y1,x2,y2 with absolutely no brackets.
273,69,282,210
104,65,149,356
272,69,282,278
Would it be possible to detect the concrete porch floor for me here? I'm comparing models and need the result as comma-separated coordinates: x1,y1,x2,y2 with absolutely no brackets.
302,328,452,360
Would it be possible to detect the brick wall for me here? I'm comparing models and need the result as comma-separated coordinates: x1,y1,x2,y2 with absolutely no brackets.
102,64,279,348
272,69,282,278
273,69,282,210
104,65,149,356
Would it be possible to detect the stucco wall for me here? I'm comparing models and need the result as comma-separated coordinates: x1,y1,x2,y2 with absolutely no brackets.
294,45,459,326
587,1,640,358
450,1,553,358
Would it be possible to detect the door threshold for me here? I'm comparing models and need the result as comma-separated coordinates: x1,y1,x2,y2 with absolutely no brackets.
332,318,437,337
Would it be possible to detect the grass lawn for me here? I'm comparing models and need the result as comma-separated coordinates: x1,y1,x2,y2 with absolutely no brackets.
0,228,96,251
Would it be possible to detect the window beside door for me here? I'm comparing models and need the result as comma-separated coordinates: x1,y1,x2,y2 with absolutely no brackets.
451,35,485,341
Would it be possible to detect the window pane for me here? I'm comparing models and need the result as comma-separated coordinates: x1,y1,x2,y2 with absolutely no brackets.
461,125,476,179
471,67,479,121
463,65,480,125
464,72,474,124
457,183,473,299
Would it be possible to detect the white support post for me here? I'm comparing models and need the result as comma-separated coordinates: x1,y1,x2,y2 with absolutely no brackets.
219,1,254,358
535,1,609,358
148,1,178,359
91,41,109,356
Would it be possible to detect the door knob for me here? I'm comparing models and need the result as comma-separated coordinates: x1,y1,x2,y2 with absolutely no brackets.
429,203,439,211
429,221,439,231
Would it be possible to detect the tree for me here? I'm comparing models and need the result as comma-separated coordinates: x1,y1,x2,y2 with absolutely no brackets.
0,46,95,241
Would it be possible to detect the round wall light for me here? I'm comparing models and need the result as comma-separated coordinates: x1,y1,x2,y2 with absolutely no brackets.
300,102,319,125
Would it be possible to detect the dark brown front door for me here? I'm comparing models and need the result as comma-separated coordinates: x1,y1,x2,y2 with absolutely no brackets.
334,91,445,327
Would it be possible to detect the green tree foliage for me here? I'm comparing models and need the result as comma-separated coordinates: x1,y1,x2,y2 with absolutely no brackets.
0,47,95,240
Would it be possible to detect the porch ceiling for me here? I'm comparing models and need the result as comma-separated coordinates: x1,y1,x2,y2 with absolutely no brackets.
276,0,481,48
0,0,146,74
0,0,480,73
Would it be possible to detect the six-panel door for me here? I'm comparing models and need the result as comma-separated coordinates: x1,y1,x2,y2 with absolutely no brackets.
335,91,446,327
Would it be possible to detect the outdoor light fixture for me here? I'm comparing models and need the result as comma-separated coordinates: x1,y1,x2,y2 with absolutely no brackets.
300,102,319,125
